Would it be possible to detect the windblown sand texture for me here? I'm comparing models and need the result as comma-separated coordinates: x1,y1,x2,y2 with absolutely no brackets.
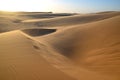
0,11,120,80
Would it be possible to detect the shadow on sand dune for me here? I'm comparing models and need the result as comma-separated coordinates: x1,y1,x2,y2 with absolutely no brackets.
22,28,56,37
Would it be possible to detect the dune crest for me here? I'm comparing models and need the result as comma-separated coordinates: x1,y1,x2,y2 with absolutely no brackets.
0,31,75,80
35,15,120,80
0,11,120,80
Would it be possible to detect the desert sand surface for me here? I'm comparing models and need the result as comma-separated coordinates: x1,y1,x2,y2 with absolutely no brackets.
0,11,120,80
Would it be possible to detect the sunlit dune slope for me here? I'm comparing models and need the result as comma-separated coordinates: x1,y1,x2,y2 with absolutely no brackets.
0,11,119,33
22,12,120,27
0,31,75,80
0,12,75,33
0,15,21,32
0,11,120,80
35,16,120,79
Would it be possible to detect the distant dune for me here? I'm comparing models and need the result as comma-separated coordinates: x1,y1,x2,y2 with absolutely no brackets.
19,13,75,19
0,11,120,80
22,11,120,27
0,11,120,33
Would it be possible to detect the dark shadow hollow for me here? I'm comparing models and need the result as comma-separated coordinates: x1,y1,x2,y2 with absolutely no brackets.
22,29,56,36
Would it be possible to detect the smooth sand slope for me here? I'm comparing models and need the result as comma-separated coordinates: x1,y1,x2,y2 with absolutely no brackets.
0,31,75,80
0,11,119,33
35,15,120,80
22,11,120,27
0,12,75,33
0,11,120,80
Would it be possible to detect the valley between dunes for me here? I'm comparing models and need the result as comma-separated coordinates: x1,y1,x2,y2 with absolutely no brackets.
0,11,120,80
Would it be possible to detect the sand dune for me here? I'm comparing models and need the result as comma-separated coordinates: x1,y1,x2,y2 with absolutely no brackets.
0,11,120,80
0,11,119,33
22,11,120,27
19,13,75,19
0,12,75,33
35,15,120,80
0,31,75,80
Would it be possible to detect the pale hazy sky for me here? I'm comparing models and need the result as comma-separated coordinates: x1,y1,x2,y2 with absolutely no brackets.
0,0,120,13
